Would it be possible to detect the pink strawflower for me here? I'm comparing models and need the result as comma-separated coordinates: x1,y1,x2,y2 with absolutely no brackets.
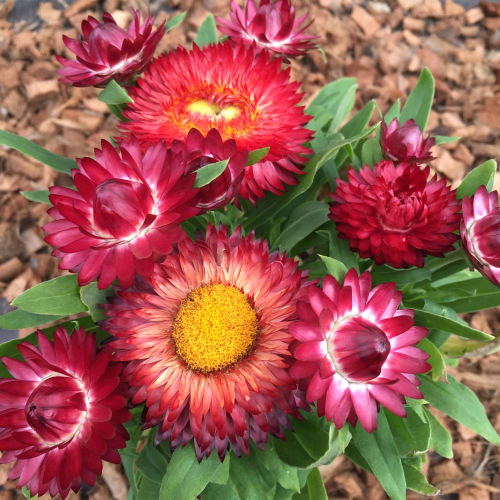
0,327,131,499
216,0,317,58
289,269,431,433
461,185,500,286
56,10,165,87
380,118,435,165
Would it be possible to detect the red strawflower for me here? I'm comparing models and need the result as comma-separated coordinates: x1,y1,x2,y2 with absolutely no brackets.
43,138,199,290
380,118,436,165
461,185,500,286
103,224,312,460
0,327,131,499
290,269,430,433
120,42,313,204
171,129,248,212
216,0,317,58
329,161,461,268
56,10,165,88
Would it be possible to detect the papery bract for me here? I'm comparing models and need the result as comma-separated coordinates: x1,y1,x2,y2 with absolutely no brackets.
0,327,131,499
380,118,435,165
56,10,165,88
120,42,313,204
103,224,312,460
216,0,317,58
461,185,500,286
43,138,199,290
171,129,247,212
290,269,431,433
329,161,461,268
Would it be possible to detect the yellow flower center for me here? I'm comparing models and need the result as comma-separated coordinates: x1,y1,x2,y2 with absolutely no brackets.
186,99,241,120
172,284,259,373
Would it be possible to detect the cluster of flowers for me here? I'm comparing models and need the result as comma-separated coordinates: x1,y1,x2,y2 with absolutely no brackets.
1,1,499,498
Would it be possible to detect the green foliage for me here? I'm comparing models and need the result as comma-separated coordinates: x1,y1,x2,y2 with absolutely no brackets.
193,159,229,187
247,147,270,166
165,12,186,33
456,159,497,199
194,14,218,48
399,68,435,131
20,190,51,204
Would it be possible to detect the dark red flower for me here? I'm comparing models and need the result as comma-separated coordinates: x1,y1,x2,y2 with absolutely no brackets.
216,0,317,58
289,269,430,433
380,118,435,165
171,129,247,212
461,185,500,286
0,327,131,499
43,138,199,290
119,42,313,205
56,10,165,88
329,161,461,268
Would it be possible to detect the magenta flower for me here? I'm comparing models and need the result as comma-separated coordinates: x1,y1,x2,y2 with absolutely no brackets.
216,0,318,58
56,10,165,88
171,129,248,212
461,185,500,286
42,138,199,290
329,161,461,268
380,118,435,165
0,327,131,499
289,269,431,433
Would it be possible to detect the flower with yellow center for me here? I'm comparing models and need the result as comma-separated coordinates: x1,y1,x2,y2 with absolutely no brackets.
120,42,314,204
104,224,313,460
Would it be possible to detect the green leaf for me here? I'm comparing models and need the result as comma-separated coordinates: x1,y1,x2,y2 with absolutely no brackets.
194,14,218,48
360,138,382,168
384,410,415,457
371,265,430,287
138,477,161,500
424,407,453,459
165,12,186,33
351,412,406,500
403,464,437,496
317,227,359,272
434,135,460,145
273,413,340,469
384,99,401,125
0,309,62,330
160,442,228,500
292,469,327,500
98,80,133,105
21,486,37,499
20,190,50,204
193,159,229,188
319,255,348,285
419,374,500,445
445,291,500,313
80,282,115,322
272,201,329,253
338,425,352,453
255,443,300,492
456,159,497,199
136,441,169,484
0,130,76,174
404,407,431,454
399,68,435,131
12,275,88,316
246,147,270,166
308,78,357,110
418,338,446,381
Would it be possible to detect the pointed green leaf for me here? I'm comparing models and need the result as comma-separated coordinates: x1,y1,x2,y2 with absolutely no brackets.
165,12,186,33
424,407,453,459
194,14,218,48
319,255,348,285
193,159,229,188
246,147,270,166
292,469,327,500
400,68,435,131
20,190,50,204
80,282,115,322
456,159,497,199
403,464,438,496
98,80,133,105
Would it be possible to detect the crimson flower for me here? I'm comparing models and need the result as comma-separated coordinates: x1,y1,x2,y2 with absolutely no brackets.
103,224,312,460
120,42,313,204
216,0,317,58
329,161,461,268
461,185,500,286
43,138,199,290
56,10,165,88
171,129,247,212
380,118,435,165
0,327,131,499
289,269,430,433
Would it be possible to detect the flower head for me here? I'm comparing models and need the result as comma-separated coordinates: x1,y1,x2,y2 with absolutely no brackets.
380,118,435,165
289,269,430,433
216,0,317,58
103,224,312,460
43,138,199,290
329,161,461,268
0,327,131,499
56,10,165,88
120,42,313,204
171,129,247,212
461,185,500,286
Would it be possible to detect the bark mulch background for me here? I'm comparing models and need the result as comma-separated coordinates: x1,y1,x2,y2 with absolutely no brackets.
0,0,500,498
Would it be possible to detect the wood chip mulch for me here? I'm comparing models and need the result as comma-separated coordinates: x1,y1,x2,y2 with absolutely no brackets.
0,0,499,498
